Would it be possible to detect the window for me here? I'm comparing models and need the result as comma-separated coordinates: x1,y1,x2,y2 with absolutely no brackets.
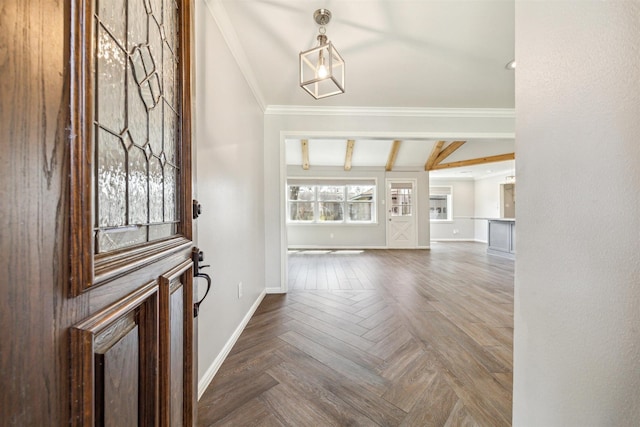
287,180,376,224
430,186,452,221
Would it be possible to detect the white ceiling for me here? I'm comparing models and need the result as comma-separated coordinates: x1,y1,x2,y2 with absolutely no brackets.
285,138,515,179
209,0,516,177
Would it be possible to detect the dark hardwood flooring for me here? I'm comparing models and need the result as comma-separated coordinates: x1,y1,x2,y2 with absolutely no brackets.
198,242,514,426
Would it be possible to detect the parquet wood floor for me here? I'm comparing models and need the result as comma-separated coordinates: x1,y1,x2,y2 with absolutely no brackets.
198,242,514,426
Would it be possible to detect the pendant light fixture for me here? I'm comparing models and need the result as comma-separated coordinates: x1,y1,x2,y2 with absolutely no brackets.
299,9,345,99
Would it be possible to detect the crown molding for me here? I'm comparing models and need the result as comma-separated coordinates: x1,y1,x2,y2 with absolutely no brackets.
265,105,515,118
203,0,266,111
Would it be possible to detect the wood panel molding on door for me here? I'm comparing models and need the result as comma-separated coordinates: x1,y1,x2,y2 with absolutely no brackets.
71,281,160,426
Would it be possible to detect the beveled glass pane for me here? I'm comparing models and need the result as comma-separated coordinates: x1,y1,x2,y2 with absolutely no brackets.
127,0,148,52
318,186,344,201
128,146,148,224
96,26,126,133
96,226,147,253
318,202,343,221
149,156,164,223
164,0,178,51
163,106,176,164
127,64,148,147
149,223,176,242
288,186,314,201
150,0,163,18
163,44,176,110
289,202,314,221
97,129,127,227
149,102,163,155
149,16,163,68
98,0,126,46
164,165,176,221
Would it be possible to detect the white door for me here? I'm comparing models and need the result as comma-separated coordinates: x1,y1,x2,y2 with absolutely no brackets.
386,179,417,248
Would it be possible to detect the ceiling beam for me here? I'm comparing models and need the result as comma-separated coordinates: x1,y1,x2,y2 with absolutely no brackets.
344,140,355,171
432,141,466,167
301,139,310,170
430,152,516,170
424,140,446,171
385,140,402,171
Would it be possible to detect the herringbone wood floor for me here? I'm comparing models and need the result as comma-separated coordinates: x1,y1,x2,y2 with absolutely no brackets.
198,242,514,426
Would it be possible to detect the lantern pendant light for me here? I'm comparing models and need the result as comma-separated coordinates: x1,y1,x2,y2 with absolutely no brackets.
299,9,345,99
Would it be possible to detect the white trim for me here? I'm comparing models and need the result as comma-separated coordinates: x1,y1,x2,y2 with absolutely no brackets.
279,133,288,293
430,238,478,242
281,130,516,140
431,239,488,244
203,0,266,111
266,287,286,294
288,245,388,250
197,289,266,400
265,105,515,119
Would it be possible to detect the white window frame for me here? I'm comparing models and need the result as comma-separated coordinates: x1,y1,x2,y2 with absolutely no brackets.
287,179,377,224
429,186,453,222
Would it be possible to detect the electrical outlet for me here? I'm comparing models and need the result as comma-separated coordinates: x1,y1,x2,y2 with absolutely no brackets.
453,229,459,235
238,282,243,299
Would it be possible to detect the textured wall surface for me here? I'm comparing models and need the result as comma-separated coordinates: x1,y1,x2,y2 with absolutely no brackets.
514,2,640,425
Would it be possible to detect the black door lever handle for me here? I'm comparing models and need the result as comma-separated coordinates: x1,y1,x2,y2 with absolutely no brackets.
193,272,211,317
192,247,212,317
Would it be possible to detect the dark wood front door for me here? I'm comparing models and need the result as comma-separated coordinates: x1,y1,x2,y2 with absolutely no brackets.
68,0,196,424
1,0,195,425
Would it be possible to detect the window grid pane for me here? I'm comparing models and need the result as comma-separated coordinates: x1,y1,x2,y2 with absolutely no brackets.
289,202,314,221
318,202,344,221
317,186,345,202
287,183,376,224
430,195,450,220
288,185,315,201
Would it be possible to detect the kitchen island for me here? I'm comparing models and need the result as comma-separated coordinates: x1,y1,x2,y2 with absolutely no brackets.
486,218,515,259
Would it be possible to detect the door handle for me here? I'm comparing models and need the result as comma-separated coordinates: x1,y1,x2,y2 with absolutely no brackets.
192,248,211,317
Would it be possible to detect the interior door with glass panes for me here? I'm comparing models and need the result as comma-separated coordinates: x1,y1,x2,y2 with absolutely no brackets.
68,1,195,425
386,180,417,248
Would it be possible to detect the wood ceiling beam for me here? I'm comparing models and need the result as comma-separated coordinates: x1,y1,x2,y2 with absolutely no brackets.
385,140,401,171
432,140,466,167
430,153,516,170
344,140,355,171
424,140,446,171
301,139,309,170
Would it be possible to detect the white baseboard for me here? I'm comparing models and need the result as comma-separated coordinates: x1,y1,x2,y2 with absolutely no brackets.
430,238,477,242
288,245,387,250
266,286,285,294
197,289,266,400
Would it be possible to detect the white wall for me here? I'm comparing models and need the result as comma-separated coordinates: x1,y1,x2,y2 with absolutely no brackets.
474,174,507,242
514,2,640,425
429,178,476,241
194,0,266,391
264,112,515,291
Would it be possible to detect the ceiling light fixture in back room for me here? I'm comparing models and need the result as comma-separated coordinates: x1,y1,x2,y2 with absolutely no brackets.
299,9,345,99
